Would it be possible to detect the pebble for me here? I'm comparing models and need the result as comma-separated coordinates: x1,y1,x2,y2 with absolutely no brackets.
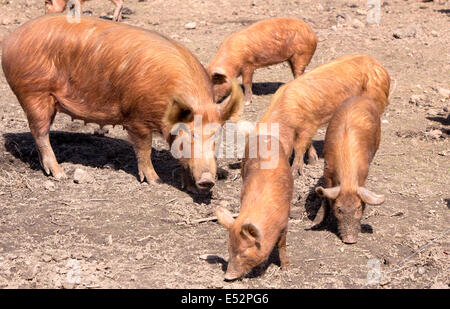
44,180,56,192
73,168,94,184
437,87,450,98
352,19,365,28
184,22,197,30
409,94,425,105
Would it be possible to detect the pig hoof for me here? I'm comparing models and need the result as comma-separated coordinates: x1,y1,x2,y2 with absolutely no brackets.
291,166,301,178
308,153,319,165
50,167,67,180
138,170,161,184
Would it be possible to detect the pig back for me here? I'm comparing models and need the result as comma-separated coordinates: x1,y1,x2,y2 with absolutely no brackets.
2,15,213,127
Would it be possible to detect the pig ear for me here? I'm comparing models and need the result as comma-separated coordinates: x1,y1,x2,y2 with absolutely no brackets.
216,206,235,230
164,100,194,127
315,186,341,200
357,187,385,205
241,220,262,246
211,68,227,84
219,79,244,122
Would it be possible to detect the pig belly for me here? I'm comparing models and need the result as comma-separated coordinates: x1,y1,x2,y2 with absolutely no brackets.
54,95,123,126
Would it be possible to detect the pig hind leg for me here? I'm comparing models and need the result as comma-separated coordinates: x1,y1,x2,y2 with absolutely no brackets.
291,128,316,177
241,67,254,104
23,94,66,179
127,128,161,184
288,53,310,78
277,229,289,269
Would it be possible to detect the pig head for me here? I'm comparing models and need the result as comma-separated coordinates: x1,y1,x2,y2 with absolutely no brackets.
315,186,385,244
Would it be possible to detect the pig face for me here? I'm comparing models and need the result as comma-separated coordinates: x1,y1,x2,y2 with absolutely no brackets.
209,68,232,103
216,207,265,280
45,0,67,13
171,117,220,191
316,186,385,244
167,79,243,192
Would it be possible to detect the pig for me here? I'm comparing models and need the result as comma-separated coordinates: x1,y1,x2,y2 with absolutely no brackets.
207,17,317,104
216,133,293,280
314,96,386,244
45,0,124,22
2,15,243,192
259,54,390,177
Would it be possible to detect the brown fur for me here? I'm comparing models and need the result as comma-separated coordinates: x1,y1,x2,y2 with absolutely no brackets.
45,0,124,22
217,134,293,280
315,96,385,244
2,15,243,190
260,54,390,176
207,17,317,103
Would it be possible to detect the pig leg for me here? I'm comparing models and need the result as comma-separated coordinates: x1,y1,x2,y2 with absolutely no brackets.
128,128,161,184
277,229,289,269
241,67,254,104
291,129,316,177
307,144,319,165
288,53,309,78
23,95,66,179
111,0,123,22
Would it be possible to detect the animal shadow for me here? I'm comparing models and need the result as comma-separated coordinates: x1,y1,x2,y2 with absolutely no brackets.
3,131,211,203
426,115,449,126
252,82,284,96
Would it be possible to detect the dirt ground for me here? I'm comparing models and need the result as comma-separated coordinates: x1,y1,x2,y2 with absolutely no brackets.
0,0,448,289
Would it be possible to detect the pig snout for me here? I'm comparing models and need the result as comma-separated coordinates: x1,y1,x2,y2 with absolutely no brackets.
195,172,215,190
224,260,245,281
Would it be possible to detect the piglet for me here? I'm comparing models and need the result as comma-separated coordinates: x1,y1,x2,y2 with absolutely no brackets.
259,54,390,177
315,96,386,244
217,133,293,280
207,17,317,104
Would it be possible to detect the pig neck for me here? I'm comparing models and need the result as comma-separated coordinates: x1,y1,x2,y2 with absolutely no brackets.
334,129,370,194
238,162,290,249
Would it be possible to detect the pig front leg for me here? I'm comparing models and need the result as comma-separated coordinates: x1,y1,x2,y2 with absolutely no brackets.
111,0,123,22
277,229,289,269
241,67,254,105
24,95,67,180
128,129,161,184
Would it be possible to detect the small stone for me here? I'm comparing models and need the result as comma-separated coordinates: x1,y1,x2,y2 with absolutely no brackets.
352,19,365,28
427,129,442,139
73,168,94,184
331,25,338,31
135,252,144,260
1,18,11,25
356,8,366,15
44,180,56,192
437,87,450,98
184,22,197,30
409,94,425,105
430,30,438,37
42,254,52,263
62,282,75,289
382,119,389,124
